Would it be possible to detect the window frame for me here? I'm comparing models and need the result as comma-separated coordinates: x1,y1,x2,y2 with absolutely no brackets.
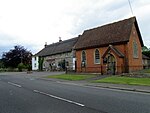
81,50,86,67
34,56,36,61
94,49,100,64
133,40,138,58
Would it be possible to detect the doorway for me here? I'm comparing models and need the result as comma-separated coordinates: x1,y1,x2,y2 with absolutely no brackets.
107,54,116,75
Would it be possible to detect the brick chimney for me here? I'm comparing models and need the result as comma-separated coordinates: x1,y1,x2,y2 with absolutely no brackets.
44,42,47,48
59,37,62,42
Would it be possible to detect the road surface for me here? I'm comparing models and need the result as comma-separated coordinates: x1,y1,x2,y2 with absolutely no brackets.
0,72,150,113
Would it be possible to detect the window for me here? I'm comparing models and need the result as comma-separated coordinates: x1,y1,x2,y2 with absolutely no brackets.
34,57,36,61
34,63,36,68
82,51,86,62
81,51,86,67
94,49,100,64
133,40,138,58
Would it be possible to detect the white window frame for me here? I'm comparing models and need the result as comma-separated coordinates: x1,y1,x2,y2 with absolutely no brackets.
94,49,100,64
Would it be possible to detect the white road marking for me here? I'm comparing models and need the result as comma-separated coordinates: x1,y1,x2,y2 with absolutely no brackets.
56,81,80,86
8,82,22,88
33,89,85,107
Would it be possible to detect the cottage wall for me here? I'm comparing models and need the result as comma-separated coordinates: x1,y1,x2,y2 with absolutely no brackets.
32,56,39,70
43,52,74,71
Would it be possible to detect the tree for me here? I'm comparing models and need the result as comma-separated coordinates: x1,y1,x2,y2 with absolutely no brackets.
0,59,4,68
142,46,150,58
2,45,32,68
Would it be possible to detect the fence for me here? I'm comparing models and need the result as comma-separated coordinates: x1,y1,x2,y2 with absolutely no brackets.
75,65,144,75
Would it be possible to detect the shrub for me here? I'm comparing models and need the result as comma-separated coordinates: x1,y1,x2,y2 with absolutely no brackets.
17,63,25,72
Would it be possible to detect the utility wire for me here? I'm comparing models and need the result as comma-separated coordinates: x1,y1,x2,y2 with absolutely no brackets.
128,0,134,16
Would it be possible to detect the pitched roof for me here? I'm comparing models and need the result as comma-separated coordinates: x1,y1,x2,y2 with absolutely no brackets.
75,17,143,50
102,45,124,58
142,54,150,59
35,37,78,57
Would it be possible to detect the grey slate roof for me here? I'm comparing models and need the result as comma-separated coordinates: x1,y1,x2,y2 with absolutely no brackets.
35,37,78,57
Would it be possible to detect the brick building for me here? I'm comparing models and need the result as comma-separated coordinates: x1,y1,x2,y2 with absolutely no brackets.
74,17,144,74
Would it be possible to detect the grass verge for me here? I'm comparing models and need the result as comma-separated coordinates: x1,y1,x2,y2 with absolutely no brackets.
94,76,150,86
46,74,96,81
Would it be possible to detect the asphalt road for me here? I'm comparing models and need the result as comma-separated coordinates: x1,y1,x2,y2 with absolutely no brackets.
0,72,150,113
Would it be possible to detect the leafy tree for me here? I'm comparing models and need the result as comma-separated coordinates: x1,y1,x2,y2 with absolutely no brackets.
142,46,150,58
2,45,32,68
0,59,4,68
17,63,25,72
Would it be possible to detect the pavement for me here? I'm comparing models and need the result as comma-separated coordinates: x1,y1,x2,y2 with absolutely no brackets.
1,71,150,93
38,73,150,94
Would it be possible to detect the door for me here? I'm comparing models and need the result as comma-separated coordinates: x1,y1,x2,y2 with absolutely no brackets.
107,54,116,75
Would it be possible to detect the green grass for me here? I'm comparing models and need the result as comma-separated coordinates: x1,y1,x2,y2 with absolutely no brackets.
136,69,150,73
94,76,150,86
46,74,96,81
141,69,150,73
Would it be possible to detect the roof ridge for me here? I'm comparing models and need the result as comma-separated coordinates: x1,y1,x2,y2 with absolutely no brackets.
46,37,78,47
84,16,136,33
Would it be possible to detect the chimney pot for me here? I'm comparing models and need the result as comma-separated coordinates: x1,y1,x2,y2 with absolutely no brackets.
45,42,47,48
59,37,62,42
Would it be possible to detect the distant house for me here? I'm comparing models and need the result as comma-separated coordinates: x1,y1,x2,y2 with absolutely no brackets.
32,55,39,70
32,37,78,71
142,54,150,69
74,17,144,74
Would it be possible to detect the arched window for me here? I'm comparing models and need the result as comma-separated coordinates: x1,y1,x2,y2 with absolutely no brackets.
133,40,138,58
94,49,100,64
82,51,86,63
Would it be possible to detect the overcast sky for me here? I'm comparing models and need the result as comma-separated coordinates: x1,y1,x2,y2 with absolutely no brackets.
0,0,150,57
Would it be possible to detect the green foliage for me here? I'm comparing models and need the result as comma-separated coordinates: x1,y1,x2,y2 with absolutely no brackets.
0,59,5,68
26,64,32,71
142,46,150,58
138,69,150,73
46,74,96,81
2,45,32,68
38,57,44,71
142,46,150,52
17,63,25,72
94,76,150,86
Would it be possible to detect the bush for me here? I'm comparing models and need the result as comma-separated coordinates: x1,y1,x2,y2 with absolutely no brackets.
17,63,25,72
26,64,32,71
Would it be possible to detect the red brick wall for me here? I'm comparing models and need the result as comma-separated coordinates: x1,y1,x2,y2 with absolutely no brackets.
76,45,126,74
75,24,143,74
127,24,143,72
